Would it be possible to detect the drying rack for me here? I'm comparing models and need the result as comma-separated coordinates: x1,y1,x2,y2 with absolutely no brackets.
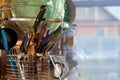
7,51,65,80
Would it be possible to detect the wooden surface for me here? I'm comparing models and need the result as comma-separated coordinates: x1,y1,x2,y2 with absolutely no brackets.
1,50,8,80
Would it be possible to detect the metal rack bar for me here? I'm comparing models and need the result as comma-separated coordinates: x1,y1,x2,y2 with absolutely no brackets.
0,18,61,22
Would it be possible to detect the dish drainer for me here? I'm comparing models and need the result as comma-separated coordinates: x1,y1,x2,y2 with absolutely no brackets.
6,52,65,80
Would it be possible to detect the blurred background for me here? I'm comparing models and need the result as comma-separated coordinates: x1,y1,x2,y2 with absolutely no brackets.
64,0,120,80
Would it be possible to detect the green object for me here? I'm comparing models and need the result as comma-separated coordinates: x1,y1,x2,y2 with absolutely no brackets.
64,2,71,22
11,0,66,31
53,26,62,35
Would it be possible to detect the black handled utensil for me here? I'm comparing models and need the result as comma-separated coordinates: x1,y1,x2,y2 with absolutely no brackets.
33,5,47,34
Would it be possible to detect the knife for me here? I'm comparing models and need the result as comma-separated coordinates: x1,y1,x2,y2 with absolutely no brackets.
33,5,47,34
36,21,47,50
